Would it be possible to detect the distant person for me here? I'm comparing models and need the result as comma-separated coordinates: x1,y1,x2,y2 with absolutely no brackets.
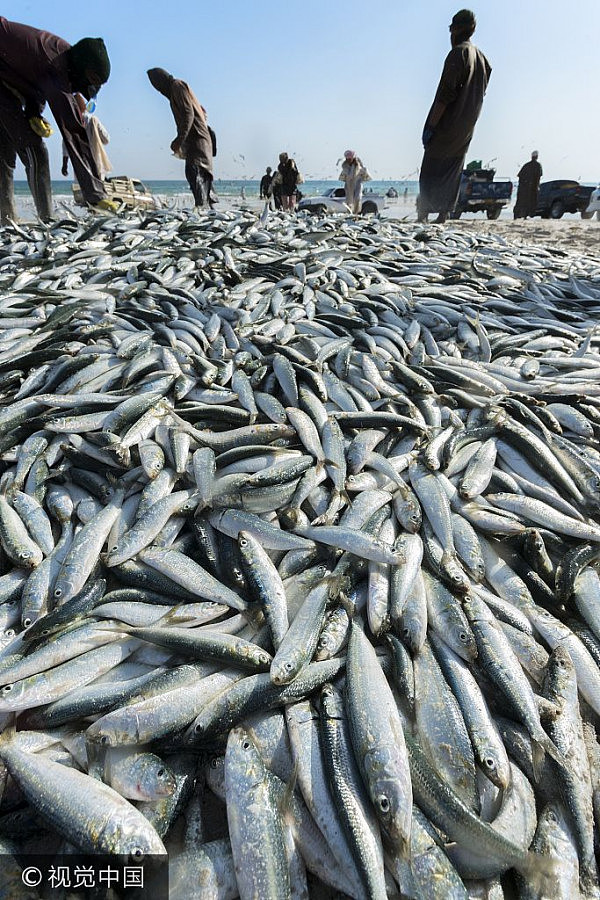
417,9,491,224
260,166,273,199
386,186,398,199
147,67,216,209
271,165,283,210
276,152,300,212
513,151,542,219
403,186,408,200
62,95,112,180
339,150,371,213
0,17,114,223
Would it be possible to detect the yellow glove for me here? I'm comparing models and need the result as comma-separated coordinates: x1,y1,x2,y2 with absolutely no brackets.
29,116,54,138
94,198,119,213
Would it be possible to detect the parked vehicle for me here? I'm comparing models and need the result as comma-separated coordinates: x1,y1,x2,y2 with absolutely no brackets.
534,180,594,219
450,167,513,219
73,176,158,211
298,186,386,215
585,186,600,220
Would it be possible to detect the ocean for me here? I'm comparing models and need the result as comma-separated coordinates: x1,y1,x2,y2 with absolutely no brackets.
13,178,419,205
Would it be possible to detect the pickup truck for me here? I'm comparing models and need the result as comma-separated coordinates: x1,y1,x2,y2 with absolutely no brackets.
534,180,595,219
73,176,158,211
297,186,386,215
450,168,513,219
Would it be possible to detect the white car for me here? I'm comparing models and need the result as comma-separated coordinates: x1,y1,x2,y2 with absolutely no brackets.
297,186,386,215
586,186,600,219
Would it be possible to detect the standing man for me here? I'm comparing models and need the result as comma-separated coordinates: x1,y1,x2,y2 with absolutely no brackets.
259,166,273,199
513,151,542,219
417,9,491,224
0,17,114,223
147,68,215,209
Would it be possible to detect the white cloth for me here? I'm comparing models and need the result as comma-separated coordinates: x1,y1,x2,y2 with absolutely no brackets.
339,157,371,213
62,113,112,180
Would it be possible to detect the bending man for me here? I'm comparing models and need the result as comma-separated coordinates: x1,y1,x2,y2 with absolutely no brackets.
147,68,215,209
0,16,113,223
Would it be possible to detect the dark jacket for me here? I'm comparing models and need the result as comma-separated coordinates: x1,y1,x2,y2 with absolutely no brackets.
0,17,105,203
426,40,491,159
147,68,213,174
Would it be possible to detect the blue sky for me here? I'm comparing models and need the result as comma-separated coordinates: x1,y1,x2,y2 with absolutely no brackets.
6,1,600,183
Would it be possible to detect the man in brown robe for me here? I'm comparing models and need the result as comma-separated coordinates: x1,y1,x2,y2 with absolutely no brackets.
417,9,491,224
147,68,215,209
513,151,543,219
0,17,112,223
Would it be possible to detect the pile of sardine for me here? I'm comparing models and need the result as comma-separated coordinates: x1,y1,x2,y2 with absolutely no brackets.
0,207,600,899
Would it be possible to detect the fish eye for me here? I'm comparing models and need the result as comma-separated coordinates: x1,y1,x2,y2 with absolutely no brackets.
459,631,468,643
20,551,32,560
484,756,496,770
3,684,13,693
209,757,219,769
548,810,557,824
259,653,270,664
22,617,32,628
284,661,294,671
54,588,62,598
157,768,165,777
100,735,110,745
130,848,145,861
377,795,390,813
402,628,410,638
242,739,251,751
239,537,247,547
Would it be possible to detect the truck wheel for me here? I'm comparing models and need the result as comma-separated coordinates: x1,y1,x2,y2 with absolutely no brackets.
486,207,501,220
449,209,461,219
306,204,326,215
550,200,564,219
581,209,594,220
361,201,377,214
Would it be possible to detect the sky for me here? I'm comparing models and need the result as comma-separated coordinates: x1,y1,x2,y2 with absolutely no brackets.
5,0,600,183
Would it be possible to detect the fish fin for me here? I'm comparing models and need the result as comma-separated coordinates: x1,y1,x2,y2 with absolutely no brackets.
278,759,299,825
517,850,560,887
531,739,546,782
532,735,565,780
85,736,106,781
0,719,17,749
155,603,184,626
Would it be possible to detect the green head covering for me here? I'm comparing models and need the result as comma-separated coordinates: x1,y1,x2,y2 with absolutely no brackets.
66,38,111,99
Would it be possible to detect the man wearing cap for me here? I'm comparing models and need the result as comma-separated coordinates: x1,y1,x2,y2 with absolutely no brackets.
418,9,491,224
513,151,543,219
147,68,216,210
0,17,114,223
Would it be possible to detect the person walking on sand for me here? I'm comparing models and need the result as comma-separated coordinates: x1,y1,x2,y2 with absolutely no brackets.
276,152,300,212
62,94,111,180
147,67,216,209
339,150,371,214
0,16,114,224
513,151,542,219
417,9,491,224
